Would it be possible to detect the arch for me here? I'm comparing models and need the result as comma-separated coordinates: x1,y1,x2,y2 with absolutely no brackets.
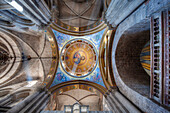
0,28,21,85
49,80,107,94
99,27,116,89
115,28,150,96
110,1,169,112
43,27,59,89
58,94,79,102
47,82,104,111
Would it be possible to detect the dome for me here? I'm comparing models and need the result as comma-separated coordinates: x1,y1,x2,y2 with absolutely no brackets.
60,39,97,77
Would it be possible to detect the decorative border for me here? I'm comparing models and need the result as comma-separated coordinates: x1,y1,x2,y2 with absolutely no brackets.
42,27,59,89
54,84,102,97
49,80,107,94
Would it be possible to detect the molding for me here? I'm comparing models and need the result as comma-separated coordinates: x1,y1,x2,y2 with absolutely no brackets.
42,27,59,89
49,80,107,94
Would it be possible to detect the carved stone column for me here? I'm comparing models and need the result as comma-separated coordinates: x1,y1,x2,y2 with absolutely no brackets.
7,88,50,113
105,88,141,113
105,0,145,27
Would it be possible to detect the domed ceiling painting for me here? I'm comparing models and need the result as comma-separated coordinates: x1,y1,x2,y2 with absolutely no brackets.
60,38,97,77
50,28,106,88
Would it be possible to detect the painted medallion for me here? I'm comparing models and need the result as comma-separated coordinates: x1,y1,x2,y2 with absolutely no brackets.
60,39,97,77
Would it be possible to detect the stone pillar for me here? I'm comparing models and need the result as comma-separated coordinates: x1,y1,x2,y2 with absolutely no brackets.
105,0,145,27
7,88,50,113
4,0,51,27
105,88,141,113
0,95,13,106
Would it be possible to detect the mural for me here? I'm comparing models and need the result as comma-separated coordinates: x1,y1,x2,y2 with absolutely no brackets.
50,29,106,88
140,41,150,76
60,39,97,78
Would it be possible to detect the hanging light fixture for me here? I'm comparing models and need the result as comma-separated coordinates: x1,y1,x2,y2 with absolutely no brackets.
5,0,23,12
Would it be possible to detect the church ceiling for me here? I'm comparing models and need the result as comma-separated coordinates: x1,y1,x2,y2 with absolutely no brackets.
51,0,106,36
50,28,106,88
60,38,97,77
56,0,103,27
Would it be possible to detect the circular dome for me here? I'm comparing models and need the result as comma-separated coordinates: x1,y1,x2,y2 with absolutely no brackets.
60,39,97,77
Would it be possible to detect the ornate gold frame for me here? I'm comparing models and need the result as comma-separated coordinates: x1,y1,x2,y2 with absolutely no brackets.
99,27,116,89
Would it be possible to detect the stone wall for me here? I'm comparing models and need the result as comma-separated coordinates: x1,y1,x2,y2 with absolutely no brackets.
110,0,170,112
116,30,150,97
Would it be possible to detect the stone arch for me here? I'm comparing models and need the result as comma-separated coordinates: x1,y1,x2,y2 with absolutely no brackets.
49,80,107,94
115,24,150,97
111,2,169,111
47,81,106,111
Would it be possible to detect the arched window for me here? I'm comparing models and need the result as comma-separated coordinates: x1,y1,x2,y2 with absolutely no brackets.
64,102,89,113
